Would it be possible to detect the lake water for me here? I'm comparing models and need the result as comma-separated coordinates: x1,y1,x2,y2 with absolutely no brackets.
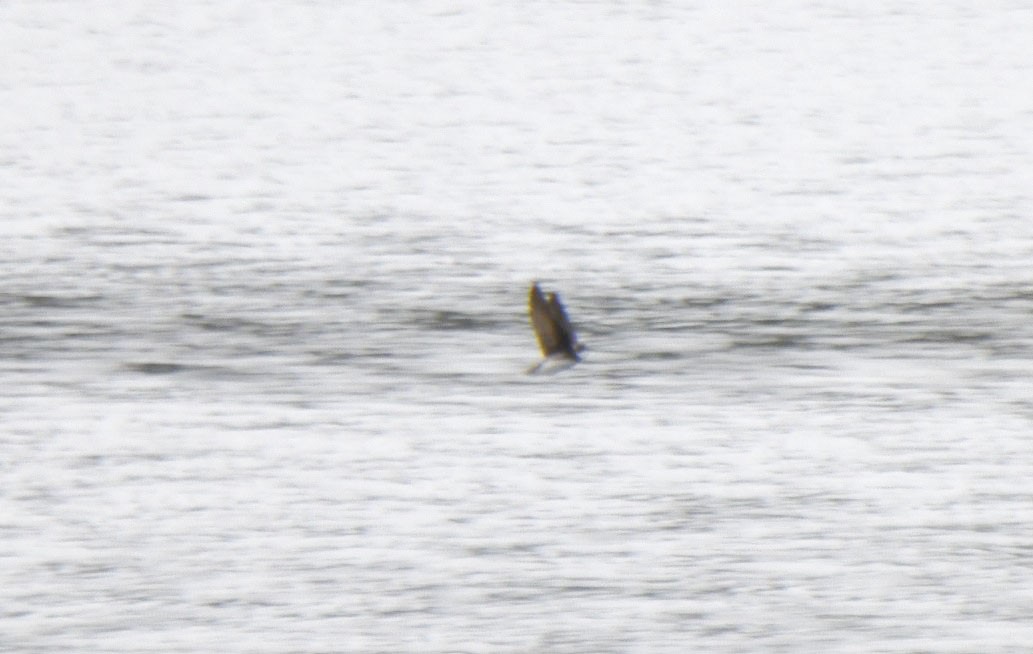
3,2,1033,652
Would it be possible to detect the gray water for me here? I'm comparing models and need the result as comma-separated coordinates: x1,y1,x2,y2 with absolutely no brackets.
4,2,1033,652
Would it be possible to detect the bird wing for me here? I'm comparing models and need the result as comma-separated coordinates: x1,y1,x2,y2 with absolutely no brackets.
546,292,578,355
529,282,565,356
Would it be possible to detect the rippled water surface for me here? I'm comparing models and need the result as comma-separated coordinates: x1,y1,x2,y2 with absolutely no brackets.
4,2,1033,652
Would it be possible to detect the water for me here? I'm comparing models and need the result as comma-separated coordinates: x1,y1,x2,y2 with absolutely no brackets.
3,2,1033,652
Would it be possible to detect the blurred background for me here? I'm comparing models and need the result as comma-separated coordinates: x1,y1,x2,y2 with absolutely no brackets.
3,2,1033,652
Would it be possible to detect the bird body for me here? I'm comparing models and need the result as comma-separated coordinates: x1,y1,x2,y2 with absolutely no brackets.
528,282,582,373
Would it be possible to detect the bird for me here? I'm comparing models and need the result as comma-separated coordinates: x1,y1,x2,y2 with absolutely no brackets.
527,281,583,373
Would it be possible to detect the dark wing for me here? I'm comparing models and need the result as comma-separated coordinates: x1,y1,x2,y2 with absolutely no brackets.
529,282,566,356
546,292,579,358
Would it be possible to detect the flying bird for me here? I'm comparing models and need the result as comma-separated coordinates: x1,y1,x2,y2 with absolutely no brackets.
528,281,583,373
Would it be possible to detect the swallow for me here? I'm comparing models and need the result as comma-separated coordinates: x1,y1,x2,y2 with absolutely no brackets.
528,281,583,373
